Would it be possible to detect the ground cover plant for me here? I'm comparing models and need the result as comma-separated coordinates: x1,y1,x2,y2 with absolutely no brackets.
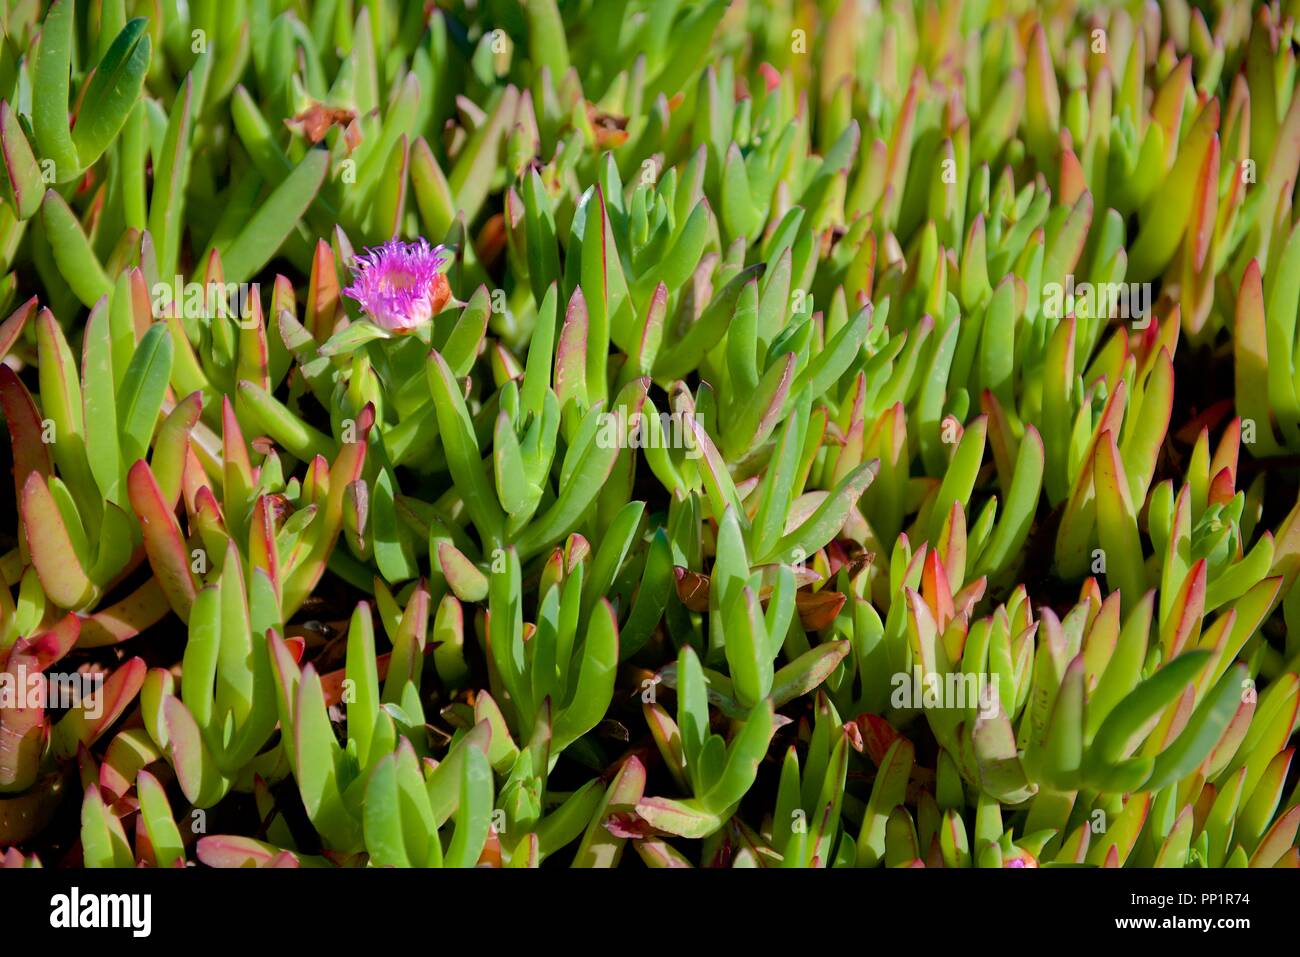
0,0,1298,870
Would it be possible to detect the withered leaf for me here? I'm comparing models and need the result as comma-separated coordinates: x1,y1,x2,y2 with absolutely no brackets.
795,589,846,630
286,103,359,146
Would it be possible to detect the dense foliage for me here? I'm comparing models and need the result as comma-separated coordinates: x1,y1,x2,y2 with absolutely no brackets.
0,0,1298,870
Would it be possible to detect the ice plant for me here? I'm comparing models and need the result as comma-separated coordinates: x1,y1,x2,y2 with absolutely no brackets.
342,239,454,334
0,0,1297,873
0,614,143,846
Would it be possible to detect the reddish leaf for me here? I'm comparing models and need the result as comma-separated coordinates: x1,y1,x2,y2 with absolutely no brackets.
673,566,711,611
0,365,53,497
795,589,846,630
856,713,904,766
77,578,172,647
127,460,198,622
0,296,36,361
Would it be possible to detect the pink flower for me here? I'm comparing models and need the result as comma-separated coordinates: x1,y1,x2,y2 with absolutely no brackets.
342,239,453,332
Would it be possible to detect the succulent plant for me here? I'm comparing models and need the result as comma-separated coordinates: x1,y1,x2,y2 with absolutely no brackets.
0,0,1297,874
0,613,143,845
